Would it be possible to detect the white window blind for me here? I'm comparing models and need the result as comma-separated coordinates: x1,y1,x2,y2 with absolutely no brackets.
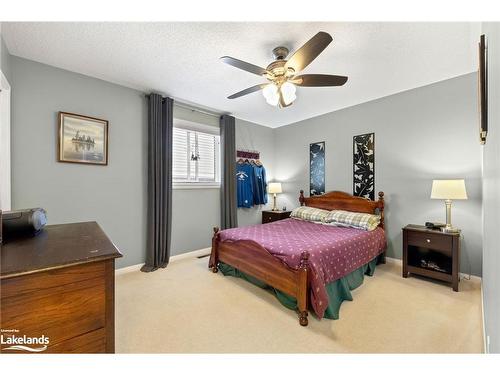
172,126,220,186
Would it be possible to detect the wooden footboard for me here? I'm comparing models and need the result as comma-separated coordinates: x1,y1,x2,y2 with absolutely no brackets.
209,227,310,326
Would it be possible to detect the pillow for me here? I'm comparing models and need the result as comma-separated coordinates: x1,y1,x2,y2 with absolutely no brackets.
323,210,381,231
290,206,330,223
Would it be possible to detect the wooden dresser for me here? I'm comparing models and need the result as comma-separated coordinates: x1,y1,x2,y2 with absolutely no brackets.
0,222,122,353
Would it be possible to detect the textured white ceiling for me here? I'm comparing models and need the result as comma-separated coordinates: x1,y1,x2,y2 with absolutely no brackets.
3,22,480,128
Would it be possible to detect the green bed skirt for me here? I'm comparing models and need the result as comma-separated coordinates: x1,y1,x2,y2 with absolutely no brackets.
218,256,379,320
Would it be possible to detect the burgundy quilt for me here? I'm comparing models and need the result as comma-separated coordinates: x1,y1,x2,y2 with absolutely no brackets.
218,218,387,318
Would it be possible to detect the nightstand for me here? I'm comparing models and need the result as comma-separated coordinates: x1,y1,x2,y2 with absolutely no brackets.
402,224,460,291
262,210,291,224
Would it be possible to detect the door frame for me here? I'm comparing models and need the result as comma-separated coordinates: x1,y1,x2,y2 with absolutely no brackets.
0,69,11,211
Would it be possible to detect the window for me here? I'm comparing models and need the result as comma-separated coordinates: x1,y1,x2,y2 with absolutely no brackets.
172,125,220,187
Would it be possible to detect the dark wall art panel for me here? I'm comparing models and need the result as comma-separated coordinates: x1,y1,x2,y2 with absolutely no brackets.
478,34,488,144
309,141,325,196
353,133,375,200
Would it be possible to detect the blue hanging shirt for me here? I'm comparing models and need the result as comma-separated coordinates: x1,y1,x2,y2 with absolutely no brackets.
236,163,255,208
252,164,268,205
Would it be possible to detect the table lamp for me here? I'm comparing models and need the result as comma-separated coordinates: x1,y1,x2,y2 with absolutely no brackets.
430,179,468,233
268,183,282,211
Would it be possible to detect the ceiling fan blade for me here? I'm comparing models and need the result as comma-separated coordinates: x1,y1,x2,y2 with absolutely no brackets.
293,74,348,87
285,32,333,73
220,56,268,76
227,83,268,99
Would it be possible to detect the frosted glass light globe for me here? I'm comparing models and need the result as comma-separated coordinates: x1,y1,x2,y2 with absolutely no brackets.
280,82,297,105
262,84,279,106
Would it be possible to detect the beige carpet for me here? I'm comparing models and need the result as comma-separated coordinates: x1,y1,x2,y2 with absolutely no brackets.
115,253,483,353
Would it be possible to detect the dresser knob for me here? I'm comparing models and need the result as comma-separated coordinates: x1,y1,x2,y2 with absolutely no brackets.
426,239,431,243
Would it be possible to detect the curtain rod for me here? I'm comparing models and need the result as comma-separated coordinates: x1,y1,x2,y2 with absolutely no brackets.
174,102,223,119
144,93,226,119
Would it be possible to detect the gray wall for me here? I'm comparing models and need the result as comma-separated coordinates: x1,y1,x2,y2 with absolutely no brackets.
10,56,148,268
169,106,221,256
236,118,275,227
1,36,11,81
274,73,482,276
171,188,220,255
481,22,500,353
9,56,274,265
8,56,483,276
169,118,275,255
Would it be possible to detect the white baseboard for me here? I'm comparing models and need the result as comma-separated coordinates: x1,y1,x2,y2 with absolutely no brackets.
170,247,211,262
384,256,401,265
115,247,211,276
115,263,144,275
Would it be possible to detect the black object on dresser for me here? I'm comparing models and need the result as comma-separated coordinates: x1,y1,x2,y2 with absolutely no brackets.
402,224,460,292
262,210,292,224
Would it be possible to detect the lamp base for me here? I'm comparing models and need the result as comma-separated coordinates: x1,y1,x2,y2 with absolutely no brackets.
442,200,460,233
442,226,461,234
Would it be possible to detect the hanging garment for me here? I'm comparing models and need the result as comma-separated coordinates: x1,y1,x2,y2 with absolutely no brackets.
236,162,255,208
252,164,268,205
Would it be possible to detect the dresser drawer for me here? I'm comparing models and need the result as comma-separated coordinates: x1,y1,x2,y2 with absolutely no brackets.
407,230,452,252
0,275,106,347
1,261,105,299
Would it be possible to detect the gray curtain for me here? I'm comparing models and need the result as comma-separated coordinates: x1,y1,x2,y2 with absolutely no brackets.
141,94,173,272
220,115,238,229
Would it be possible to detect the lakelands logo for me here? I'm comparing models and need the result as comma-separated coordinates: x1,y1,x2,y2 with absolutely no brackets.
1,329,49,352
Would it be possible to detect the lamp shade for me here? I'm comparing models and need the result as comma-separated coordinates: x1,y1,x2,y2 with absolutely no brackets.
430,179,468,200
268,182,282,194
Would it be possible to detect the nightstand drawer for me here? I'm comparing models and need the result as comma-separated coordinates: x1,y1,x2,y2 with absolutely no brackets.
407,231,452,252
263,214,275,223
261,210,291,224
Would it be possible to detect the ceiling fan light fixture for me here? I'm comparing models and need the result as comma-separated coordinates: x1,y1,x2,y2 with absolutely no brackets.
280,81,297,105
222,32,346,108
262,83,279,106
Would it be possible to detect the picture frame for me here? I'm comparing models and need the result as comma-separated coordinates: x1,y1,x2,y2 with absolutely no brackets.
309,141,325,196
353,132,375,201
58,112,109,165
478,34,488,145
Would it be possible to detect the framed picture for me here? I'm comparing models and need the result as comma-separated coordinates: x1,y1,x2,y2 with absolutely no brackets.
58,112,108,165
478,34,488,145
309,141,325,196
353,133,375,200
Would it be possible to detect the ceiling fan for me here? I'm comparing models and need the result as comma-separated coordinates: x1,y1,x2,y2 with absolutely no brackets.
220,31,348,108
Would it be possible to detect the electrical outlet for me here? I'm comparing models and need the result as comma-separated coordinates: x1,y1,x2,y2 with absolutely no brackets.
486,335,490,353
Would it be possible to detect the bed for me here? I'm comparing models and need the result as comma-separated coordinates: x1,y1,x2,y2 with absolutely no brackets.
208,190,386,326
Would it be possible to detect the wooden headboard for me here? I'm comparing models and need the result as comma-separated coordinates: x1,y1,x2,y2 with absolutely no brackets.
299,190,385,228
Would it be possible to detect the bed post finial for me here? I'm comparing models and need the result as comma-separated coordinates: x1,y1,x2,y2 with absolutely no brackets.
377,191,387,264
378,191,385,229
299,190,305,206
298,251,310,326
209,227,221,273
